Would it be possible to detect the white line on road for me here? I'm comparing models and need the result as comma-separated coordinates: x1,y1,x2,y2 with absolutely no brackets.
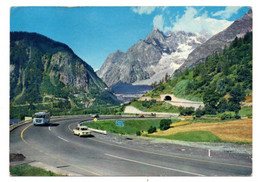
105,153,205,176
48,126,51,131
57,136,70,143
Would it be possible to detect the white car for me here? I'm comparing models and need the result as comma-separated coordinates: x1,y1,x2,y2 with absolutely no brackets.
73,125,92,137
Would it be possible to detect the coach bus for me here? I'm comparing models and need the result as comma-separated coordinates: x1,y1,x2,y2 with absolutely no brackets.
32,112,50,126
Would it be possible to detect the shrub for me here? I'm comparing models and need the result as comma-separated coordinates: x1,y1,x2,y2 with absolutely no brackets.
142,100,156,108
195,107,205,118
220,112,240,120
159,119,172,131
136,130,141,136
179,107,195,116
18,114,25,121
148,126,157,134
220,113,231,120
151,113,156,117
235,115,241,119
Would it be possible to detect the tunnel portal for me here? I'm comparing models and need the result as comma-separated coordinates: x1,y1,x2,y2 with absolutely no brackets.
164,95,172,101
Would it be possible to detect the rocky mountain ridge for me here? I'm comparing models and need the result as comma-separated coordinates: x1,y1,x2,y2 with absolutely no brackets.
97,29,209,87
178,9,252,71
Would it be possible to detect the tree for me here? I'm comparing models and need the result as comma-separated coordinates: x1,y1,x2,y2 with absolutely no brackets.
150,81,158,89
203,87,221,114
148,126,157,134
179,107,195,116
159,119,172,131
195,107,205,118
136,130,141,136
228,84,245,114
217,98,229,113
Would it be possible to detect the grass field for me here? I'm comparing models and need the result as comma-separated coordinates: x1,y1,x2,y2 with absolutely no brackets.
83,118,166,135
170,121,191,127
152,119,252,143
10,164,60,176
149,131,222,142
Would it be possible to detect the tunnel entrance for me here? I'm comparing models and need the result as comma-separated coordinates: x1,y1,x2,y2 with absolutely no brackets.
164,96,172,101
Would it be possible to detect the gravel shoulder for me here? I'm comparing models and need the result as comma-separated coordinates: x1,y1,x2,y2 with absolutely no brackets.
93,131,252,164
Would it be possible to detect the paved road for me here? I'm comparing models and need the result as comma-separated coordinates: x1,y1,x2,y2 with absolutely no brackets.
124,106,179,117
10,116,252,176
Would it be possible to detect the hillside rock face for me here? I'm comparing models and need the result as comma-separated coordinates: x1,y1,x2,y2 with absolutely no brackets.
10,32,119,106
97,29,208,87
178,9,252,71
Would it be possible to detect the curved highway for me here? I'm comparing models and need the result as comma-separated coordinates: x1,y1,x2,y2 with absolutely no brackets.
10,116,252,176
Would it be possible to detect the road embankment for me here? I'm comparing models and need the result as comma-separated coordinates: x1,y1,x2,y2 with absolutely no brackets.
124,106,179,117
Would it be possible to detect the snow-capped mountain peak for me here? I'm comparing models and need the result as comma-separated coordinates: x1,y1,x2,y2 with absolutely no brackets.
97,29,209,87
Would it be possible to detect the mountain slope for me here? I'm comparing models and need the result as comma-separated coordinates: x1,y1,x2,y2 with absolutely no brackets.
178,9,252,71
145,32,252,114
10,32,119,107
97,29,208,87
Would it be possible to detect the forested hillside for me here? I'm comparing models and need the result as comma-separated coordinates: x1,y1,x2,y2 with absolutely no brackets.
10,32,119,119
145,32,252,115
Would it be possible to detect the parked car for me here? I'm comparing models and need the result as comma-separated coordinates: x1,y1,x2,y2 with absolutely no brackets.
139,115,144,118
73,125,92,137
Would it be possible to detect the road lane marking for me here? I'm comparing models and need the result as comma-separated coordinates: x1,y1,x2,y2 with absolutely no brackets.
48,126,51,131
105,153,205,176
20,123,33,145
20,123,101,176
68,122,75,132
57,136,70,143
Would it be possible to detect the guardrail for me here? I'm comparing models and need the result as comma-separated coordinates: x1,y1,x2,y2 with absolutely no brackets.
77,121,108,135
88,128,107,135
10,120,32,132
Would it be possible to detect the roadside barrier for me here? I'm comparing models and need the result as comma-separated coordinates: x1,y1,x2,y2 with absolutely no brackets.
88,128,107,135
10,120,32,132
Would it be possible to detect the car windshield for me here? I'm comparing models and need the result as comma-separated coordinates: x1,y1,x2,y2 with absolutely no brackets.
34,114,45,118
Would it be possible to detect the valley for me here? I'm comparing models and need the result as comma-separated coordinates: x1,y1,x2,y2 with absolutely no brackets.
9,7,252,177
110,82,152,102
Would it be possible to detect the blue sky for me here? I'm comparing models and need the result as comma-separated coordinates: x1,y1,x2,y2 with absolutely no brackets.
10,6,250,70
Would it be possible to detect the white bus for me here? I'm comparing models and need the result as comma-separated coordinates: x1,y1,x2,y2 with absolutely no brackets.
32,112,50,126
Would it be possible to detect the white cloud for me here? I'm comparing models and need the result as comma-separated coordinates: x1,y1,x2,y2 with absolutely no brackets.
153,15,164,30
212,7,241,19
163,7,233,36
131,7,156,15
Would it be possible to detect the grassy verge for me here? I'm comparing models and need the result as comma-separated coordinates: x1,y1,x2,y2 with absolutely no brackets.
10,164,61,176
83,119,169,135
83,118,226,141
149,131,222,142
